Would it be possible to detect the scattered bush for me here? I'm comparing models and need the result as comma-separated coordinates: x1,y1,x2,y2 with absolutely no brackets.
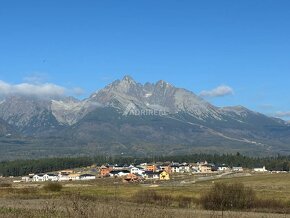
253,198,289,213
43,182,63,192
0,183,12,188
132,189,173,206
11,187,38,195
200,182,256,210
176,196,192,208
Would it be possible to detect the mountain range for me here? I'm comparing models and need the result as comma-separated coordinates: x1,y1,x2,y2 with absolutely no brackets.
0,75,289,160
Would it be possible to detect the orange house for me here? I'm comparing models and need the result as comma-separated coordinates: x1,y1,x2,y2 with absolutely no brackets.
100,165,112,177
146,164,157,172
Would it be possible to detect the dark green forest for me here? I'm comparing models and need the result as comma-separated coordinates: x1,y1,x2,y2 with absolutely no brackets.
0,153,290,177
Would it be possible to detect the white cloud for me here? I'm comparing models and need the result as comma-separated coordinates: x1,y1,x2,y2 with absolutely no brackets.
274,111,290,118
71,87,85,96
199,85,234,98
0,80,84,98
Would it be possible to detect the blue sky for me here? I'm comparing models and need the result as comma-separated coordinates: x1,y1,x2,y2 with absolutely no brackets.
0,1,290,119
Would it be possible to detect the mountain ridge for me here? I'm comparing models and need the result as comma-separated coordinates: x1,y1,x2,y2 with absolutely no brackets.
0,75,289,159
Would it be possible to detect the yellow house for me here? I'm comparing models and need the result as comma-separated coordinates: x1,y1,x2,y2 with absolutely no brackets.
199,164,212,173
159,171,170,180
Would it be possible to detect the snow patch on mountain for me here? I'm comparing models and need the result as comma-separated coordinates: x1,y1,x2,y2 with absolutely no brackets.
51,99,101,125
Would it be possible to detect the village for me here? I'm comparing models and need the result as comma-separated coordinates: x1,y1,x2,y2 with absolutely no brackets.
3,160,290,218
17,161,273,183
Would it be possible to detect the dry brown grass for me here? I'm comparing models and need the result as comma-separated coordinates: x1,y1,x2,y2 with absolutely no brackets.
1,174,290,217
0,198,290,218
43,182,63,192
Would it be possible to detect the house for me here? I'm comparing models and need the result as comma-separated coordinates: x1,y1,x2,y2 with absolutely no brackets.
80,174,96,180
159,171,170,180
33,174,45,182
199,164,213,173
100,165,112,177
180,163,191,173
25,173,58,182
68,173,80,181
43,173,58,181
232,167,244,172
191,164,200,173
109,170,130,177
171,163,181,173
217,164,230,172
21,176,31,182
139,163,148,170
197,161,208,165
253,166,267,172
146,164,157,172
58,172,70,181
112,164,124,170
159,165,172,174
130,167,145,175
144,171,160,180
22,174,34,182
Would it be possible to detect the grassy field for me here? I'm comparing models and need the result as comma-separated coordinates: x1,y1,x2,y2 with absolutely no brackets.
1,172,290,217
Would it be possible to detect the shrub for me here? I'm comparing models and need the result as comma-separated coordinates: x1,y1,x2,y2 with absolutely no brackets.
43,182,63,192
253,198,289,212
0,183,12,188
177,196,192,208
200,182,256,210
132,189,173,206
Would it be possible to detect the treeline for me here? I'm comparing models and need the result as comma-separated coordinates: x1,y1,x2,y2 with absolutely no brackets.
157,153,290,171
0,157,94,177
1,153,290,177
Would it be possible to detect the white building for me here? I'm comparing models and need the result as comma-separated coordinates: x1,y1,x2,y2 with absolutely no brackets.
218,165,230,172
253,166,267,172
68,174,80,181
33,174,58,182
232,167,244,172
22,174,34,182
22,176,32,182
191,166,200,173
171,163,181,173
144,171,160,179
180,163,191,173
109,170,130,177
79,174,96,180
130,167,145,175
58,173,70,181
139,163,148,170
43,174,58,181
33,174,45,182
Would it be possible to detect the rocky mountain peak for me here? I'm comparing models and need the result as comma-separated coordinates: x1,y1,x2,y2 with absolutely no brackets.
86,76,218,117
122,75,136,83
156,80,172,88
101,75,141,95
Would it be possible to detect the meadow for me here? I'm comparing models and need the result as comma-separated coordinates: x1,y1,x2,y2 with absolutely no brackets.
1,173,290,217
